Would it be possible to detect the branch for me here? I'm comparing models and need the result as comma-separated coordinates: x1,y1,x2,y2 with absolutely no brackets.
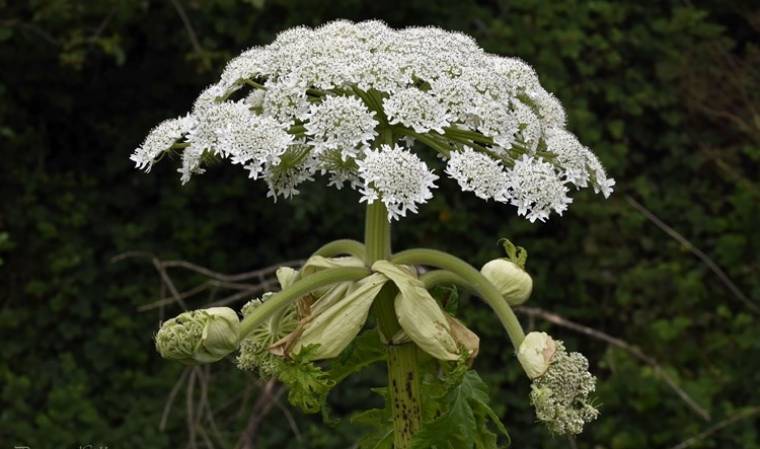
167,0,204,56
515,306,712,422
112,251,302,312
160,368,190,431
667,406,760,449
237,379,281,449
626,195,759,314
161,259,304,283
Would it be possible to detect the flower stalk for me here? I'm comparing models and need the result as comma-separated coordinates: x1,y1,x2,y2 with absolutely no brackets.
365,200,423,449
313,239,367,261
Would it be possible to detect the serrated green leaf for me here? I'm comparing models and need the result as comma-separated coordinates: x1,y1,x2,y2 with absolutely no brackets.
274,345,335,414
329,329,386,384
352,407,394,449
411,369,509,449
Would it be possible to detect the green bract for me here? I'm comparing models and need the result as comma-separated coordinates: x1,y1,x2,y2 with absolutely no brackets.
290,273,388,360
155,307,240,364
373,260,477,361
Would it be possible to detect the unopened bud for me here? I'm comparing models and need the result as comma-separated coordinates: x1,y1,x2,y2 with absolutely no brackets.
155,307,240,364
481,258,533,305
517,331,556,379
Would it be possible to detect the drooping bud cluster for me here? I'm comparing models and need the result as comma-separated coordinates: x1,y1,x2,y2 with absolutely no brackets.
518,332,599,435
131,20,613,222
155,307,240,364
235,256,479,370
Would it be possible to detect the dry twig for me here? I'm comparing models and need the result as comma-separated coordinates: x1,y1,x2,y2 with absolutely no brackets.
167,0,204,56
667,406,760,449
237,379,281,449
626,195,759,314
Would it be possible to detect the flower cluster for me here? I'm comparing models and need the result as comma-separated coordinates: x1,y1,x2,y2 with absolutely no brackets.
518,333,599,435
131,20,614,221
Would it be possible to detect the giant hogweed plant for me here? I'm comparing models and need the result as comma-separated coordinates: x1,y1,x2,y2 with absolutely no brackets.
132,20,614,448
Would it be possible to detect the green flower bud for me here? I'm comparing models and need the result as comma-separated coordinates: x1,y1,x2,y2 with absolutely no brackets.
155,307,240,364
517,331,556,379
528,339,599,435
276,266,299,289
480,258,533,305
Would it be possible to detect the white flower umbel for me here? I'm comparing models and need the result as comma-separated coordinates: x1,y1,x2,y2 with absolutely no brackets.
472,102,519,149
445,147,510,202
544,128,592,188
131,115,193,171
304,95,378,159
261,142,317,200
188,101,253,156
261,78,310,123
383,87,451,133
218,114,293,177
507,155,572,223
357,144,438,220
133,20,614,221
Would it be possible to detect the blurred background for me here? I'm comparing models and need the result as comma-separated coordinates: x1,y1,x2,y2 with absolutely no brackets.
1,0,759,448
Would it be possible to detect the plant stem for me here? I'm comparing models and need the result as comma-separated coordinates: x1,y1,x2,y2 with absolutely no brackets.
391,248,526,349
420,269,469,291
312,239,367,262
365,201,422,449
238,266,369,339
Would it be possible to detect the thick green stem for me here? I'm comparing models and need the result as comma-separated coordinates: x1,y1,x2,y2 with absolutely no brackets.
391,248,526,349
420,270,469,291
238,266,369,339
312,239,367,262
388,344,422,445
365,201,422,449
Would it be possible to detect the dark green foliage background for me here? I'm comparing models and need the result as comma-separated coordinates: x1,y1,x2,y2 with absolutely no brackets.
1,0,759,447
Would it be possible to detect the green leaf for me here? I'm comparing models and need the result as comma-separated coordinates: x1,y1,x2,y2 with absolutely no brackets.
329,329,386,384
352,407,394,449
411,369,509,449
274,345,335,414
430,285,460,315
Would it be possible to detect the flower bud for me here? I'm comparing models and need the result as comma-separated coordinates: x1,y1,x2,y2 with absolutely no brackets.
155,307,240,364
373,260,462,361
480,258,533,305
517,331,556,379
276,266,299,289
